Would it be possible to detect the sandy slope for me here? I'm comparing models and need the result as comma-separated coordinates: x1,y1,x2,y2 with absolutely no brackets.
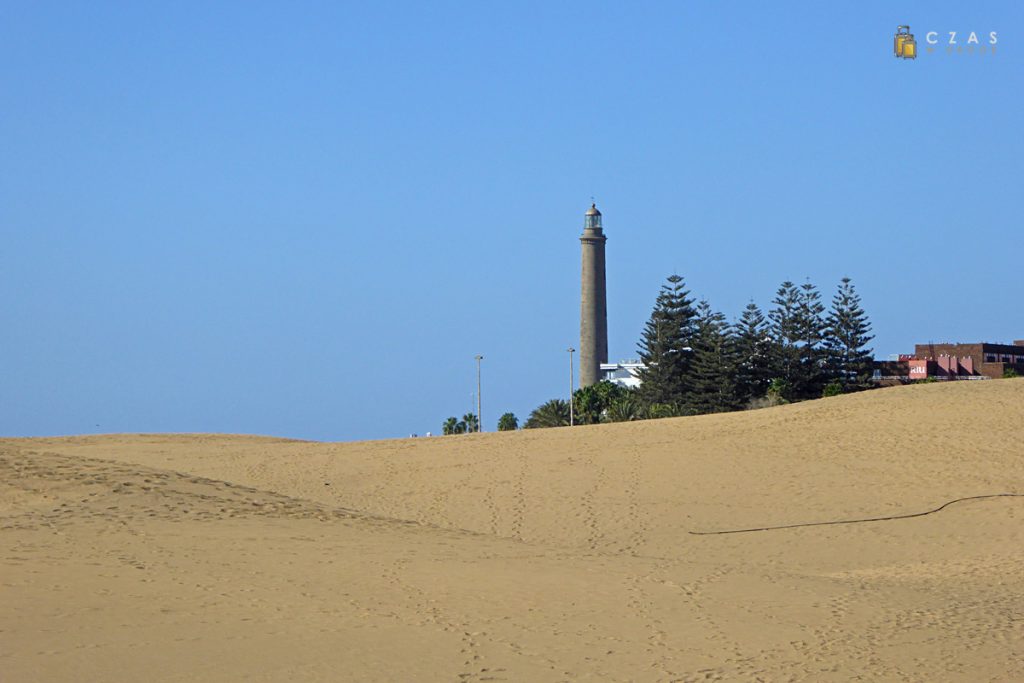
2,380,1023,681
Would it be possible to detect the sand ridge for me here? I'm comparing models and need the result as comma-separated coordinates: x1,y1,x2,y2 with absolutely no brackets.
2,380,1023,681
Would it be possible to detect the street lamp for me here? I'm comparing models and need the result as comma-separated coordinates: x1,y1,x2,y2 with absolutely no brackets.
474,355,483,433
567,347,575,426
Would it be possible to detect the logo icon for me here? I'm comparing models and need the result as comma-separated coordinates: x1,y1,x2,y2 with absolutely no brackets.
894,25,917,59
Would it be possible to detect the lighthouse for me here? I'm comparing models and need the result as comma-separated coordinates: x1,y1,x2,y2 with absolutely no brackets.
579,203,608,387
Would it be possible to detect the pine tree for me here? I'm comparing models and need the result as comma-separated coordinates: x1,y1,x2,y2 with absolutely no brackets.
825,277,875,389
768,280,828,400
768,281,801,400
636,274,697,406
795,280,828,399
732,301,773,405
687,301,739,414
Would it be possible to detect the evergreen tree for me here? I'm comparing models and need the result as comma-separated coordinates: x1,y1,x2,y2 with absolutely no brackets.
732,301,773,405
794,280,828,399
768,281,802,400
768,280,830,400
636,274,697,406
687,301,739,414
825,277,875,389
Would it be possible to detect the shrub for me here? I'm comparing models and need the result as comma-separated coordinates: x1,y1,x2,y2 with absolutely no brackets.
768,378,791,402
605,396,643,422
644,402,688,419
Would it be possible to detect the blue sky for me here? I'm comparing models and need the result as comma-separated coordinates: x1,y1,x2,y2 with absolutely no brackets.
2,2,1021,441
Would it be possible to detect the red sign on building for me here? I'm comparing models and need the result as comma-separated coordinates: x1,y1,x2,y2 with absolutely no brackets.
908,359,929,378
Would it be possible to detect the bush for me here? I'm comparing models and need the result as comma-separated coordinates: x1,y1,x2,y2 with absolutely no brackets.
822,381,843,397
644,402,688,419
746,378,791,410
572,381,629,425
746,394,787,410
768,378,791,401
1004,367,1019,379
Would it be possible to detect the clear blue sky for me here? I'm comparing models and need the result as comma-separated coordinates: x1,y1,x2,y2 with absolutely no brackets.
2,2,1020,441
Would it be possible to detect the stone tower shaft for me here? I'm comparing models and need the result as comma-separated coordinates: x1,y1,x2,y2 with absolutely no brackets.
579,204,608,387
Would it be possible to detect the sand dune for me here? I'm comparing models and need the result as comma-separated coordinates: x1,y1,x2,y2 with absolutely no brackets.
3,380,1023,681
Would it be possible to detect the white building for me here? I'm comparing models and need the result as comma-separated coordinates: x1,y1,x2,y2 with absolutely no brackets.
599,360,645,389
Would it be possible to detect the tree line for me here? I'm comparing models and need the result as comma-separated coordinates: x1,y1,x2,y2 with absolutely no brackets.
442,274,873,432
521,274,874,428
441,411,519,433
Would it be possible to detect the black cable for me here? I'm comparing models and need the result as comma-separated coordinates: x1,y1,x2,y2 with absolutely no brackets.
688,493,1024,536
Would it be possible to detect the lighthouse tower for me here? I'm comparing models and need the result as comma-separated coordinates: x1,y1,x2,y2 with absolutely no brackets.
579,203,608,387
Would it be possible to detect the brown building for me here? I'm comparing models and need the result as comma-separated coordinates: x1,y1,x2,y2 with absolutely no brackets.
911,341,1024,379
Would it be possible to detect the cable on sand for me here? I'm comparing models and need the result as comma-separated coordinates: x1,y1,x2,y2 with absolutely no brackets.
689,493,1024,536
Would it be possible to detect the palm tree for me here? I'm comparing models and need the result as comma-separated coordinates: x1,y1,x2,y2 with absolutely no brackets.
524,399,571,429
497,412,519,431
645,402,688,419
462,413,479,433
606,396,643,422
442,417,460,435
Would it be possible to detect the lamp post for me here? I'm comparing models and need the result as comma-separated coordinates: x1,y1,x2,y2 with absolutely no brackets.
474,354,483,433
567,347,575,426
